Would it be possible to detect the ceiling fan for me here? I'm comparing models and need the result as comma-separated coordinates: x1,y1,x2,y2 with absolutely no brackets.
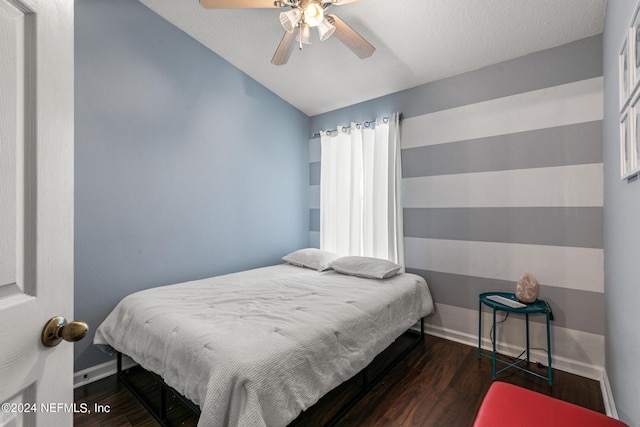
199,0,375,65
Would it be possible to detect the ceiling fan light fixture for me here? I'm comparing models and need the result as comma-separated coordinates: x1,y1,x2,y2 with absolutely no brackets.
279,8,302,32
296,23,312,44
317,17,335,41
303,3,324,27
198,0,374,65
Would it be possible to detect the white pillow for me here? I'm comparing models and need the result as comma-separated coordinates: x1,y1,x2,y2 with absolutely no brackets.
329,256,402,279
282,248,339,272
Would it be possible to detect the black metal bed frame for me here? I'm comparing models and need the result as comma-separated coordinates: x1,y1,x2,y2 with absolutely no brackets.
116,317,425,427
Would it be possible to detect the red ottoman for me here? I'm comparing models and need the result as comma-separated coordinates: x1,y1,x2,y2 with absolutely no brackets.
474,382,627,427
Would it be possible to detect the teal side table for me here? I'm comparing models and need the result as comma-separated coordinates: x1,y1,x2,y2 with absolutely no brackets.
477,292,552,385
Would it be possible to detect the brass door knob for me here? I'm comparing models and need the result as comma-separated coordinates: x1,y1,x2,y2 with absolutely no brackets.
41,316,89,347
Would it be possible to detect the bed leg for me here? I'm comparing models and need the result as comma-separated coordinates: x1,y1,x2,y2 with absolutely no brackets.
117,352,122,373
420,317,425,338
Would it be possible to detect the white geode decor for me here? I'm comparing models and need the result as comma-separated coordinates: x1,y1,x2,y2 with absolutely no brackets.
516,272,538,303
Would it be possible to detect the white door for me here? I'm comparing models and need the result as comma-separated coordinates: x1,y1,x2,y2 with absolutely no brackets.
0,0,75,426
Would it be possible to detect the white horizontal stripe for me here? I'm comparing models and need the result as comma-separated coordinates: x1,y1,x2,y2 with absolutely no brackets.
402,77,603,149
425,303,604,374
405,237,604,293
402,164,603,208
309,185,320,209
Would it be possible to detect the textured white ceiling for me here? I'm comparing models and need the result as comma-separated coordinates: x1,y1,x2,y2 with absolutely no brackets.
139,0,607,116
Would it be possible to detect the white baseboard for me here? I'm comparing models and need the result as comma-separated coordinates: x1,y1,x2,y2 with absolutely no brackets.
600,370,620,419
421,323,604,381
74,356,138,388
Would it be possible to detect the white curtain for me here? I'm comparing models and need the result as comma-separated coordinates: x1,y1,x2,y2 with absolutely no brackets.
320,112,404,265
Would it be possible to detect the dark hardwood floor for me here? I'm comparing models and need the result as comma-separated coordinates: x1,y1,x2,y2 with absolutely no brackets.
74,335,605,426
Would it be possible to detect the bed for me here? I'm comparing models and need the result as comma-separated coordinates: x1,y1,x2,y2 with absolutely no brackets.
94,259,434,426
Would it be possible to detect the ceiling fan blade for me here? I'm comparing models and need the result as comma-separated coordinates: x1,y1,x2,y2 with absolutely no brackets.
327,14,375,59
200,0,281,8
271,29,298,65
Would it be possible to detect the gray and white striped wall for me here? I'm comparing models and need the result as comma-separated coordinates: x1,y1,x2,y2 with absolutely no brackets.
309,35,604,378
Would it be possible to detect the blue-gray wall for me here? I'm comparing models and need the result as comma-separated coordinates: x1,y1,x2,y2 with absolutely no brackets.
310,36,605,374
603,1,640,425
74,0,309,371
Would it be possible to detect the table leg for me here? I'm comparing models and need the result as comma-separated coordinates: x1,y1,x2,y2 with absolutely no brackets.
478,299,482,359
525,312,530,363
492,307,497,379
547,311,553,386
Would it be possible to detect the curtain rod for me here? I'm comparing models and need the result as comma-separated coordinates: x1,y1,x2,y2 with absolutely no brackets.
312,116,390,138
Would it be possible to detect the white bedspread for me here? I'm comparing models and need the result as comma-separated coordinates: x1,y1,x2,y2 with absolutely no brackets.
94,264,434,427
